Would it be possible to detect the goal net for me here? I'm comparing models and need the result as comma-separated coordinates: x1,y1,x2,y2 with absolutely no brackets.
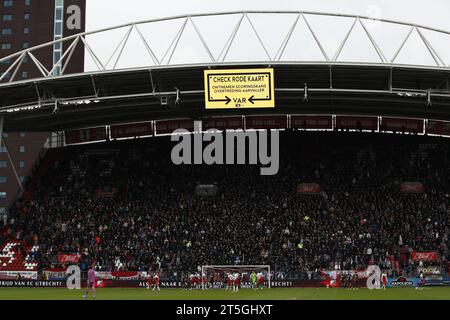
201,265,271,289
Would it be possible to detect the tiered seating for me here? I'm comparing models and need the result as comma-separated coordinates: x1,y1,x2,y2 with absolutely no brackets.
23,149,64,200
0,241,39,271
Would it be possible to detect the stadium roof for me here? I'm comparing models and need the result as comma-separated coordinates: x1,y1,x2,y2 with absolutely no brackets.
0,11,449,132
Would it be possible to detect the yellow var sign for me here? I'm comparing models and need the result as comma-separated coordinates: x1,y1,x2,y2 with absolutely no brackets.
204,68,275,109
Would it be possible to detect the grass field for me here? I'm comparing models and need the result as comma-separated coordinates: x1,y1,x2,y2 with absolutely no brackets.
0,287,450,300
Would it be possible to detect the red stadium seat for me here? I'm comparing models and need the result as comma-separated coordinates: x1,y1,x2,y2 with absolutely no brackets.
0,241,39,271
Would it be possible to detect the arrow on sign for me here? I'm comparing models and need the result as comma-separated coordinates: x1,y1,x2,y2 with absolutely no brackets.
249,95,271,104
210,96,231,105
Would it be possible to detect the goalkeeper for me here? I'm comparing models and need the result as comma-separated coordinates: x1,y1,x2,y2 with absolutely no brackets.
250,271,257,289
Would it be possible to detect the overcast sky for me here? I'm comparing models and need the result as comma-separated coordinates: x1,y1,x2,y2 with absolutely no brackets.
83,0,450,70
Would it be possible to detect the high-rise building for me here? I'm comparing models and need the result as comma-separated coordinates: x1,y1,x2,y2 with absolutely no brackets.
0,0,86,214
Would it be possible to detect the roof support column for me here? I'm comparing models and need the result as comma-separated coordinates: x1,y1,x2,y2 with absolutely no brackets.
0,117,6,223
329,66,333,89
389,68,393,92
0,119,23,192
0,117,3,149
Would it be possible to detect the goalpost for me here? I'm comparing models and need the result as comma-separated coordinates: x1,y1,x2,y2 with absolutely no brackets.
201,265,271,289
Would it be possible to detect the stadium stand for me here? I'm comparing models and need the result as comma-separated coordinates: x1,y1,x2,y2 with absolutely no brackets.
0,131,448,279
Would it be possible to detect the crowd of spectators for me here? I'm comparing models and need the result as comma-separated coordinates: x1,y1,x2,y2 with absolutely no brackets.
1,131,448,278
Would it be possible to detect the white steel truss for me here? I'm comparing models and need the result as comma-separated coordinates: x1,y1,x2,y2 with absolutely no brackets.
1,10,450,83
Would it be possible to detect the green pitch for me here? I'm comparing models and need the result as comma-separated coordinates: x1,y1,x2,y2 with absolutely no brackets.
0,287,450,300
